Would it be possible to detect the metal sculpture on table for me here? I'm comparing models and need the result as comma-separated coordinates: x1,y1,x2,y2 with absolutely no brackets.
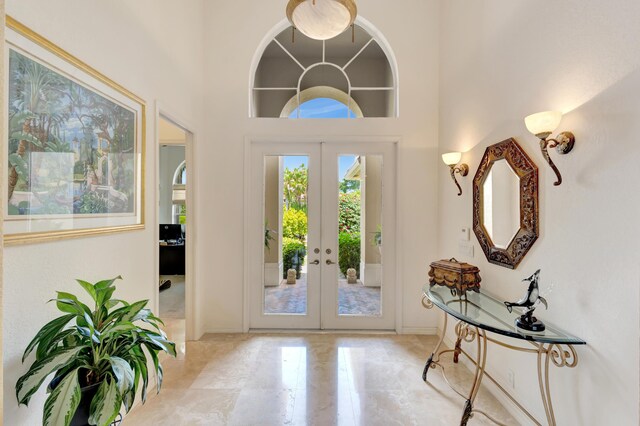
504,269,548,332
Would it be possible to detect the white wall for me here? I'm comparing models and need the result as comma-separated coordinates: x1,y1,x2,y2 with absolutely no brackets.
159,145,185,224
3,1,204,424
200,0,441,333
438,1,640,424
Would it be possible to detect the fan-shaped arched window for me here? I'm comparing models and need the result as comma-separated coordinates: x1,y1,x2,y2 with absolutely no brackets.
172,161,186,224
281,86,363,118
289,98,357,118
251,20,398,118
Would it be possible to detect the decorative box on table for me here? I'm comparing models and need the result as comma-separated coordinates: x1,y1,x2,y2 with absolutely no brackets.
428,258,481,296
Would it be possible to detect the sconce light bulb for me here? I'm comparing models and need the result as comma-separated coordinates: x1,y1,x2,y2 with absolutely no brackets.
524,111,576,187
525,111,563,139
442,152,462,166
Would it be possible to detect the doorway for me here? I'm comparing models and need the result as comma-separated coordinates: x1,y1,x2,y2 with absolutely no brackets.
157,117,189,341
248,141,396,330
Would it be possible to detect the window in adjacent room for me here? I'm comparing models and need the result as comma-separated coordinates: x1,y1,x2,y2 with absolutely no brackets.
172,160,186,224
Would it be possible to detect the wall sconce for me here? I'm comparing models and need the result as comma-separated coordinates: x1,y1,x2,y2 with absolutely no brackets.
524,111,575,186
442,152,469,196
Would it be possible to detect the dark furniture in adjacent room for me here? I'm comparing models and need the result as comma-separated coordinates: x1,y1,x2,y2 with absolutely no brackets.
159,224,185,275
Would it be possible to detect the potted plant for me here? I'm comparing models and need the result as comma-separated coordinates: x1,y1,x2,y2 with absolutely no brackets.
372,225,382,257
16,276,176,426
264,221,277,250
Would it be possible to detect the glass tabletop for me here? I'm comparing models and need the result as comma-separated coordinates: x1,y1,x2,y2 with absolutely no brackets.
424,284,586,345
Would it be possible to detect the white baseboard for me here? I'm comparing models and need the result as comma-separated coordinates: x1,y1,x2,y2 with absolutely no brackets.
199,328,246,337
440,331,537,426
398,326,438,335
249,329,397,335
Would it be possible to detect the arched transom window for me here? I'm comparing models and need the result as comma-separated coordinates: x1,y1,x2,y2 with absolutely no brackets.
251,22,398,118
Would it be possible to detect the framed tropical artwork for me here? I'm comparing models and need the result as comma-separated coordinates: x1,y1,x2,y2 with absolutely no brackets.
4,17,145,244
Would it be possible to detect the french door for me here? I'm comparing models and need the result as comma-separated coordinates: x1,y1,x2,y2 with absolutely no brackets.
248,141,396,330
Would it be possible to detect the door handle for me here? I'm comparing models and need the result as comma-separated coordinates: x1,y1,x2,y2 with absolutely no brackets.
326,259,337,265
310,259,320,265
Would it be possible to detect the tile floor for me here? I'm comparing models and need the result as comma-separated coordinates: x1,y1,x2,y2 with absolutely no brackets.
124,321,517,425
264,273,381,316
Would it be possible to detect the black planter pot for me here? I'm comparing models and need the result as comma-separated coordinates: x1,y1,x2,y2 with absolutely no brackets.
49,375,114,426
69,382,101,426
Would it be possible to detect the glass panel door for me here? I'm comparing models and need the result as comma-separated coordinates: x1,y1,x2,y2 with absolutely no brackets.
249,141,395,330
335,154,383,316
263,155,309,315
321,143,396,330
249,143,321,329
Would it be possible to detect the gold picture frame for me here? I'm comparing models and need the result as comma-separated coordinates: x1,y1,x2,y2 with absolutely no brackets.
4,17,146,245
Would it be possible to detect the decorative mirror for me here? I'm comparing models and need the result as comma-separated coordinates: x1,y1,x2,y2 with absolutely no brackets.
473,138,539,269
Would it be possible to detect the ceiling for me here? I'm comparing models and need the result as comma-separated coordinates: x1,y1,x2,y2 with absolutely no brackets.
159,118,187,145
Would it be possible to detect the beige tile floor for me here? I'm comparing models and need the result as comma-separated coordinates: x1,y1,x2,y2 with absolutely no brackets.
124,320,517,425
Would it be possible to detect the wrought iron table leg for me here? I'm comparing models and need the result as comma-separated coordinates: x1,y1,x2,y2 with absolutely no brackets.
536,343,578,426
460,327,487,426
453,336,463,363
422,354,434,381
422,295,448,381
461,399,473,426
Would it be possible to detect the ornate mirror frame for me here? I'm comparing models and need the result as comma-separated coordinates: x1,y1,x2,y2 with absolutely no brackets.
473,138,539,269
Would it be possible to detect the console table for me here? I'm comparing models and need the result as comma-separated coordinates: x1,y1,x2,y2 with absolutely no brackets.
421,284,585,426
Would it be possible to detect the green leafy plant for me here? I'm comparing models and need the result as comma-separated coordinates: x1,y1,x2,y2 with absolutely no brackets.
339,178,360,194
283,165,308,211
338,232,361,278
179,204,187,225
16,276,176,426
264,221,277,249
282,208,307,241
338,191,361,234
282,237,306,279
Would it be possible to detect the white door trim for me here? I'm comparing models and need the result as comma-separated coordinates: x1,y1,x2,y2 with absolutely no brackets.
243,136,402,332
154,102,198,340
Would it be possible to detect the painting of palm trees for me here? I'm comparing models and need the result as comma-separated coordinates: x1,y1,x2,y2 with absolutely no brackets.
7,49,137,217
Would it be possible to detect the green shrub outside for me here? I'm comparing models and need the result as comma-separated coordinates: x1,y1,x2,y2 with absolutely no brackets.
339,191,360,234
179,204,186,224
282,237,306,279
283,208,307,240
338,232,361,278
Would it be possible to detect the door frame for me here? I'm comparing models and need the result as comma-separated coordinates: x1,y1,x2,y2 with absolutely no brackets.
154,103,198,341
243,136,402,332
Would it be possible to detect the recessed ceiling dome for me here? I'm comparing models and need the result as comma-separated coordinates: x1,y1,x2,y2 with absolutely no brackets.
286,0,357,41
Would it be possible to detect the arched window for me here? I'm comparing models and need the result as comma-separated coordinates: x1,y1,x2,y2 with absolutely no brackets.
251,19,398,118
172,161,186,224
281,86,363,118
289,98,356,118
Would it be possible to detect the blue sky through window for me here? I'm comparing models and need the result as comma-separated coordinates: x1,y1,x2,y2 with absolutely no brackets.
289,98,356,119
339,156,357,180
283,156,308,170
